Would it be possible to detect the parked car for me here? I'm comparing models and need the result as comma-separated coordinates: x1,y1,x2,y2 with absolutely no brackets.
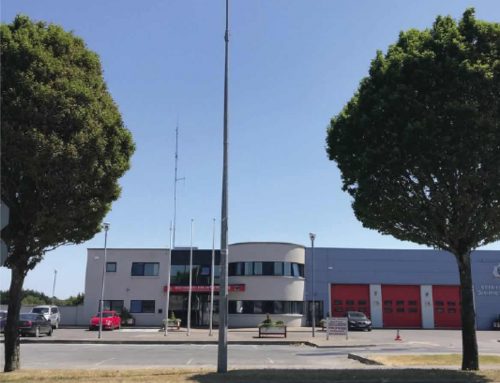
89,310,121,331
0,310,7,333
346,311,372,331
31,305,60,329
18,313,53,337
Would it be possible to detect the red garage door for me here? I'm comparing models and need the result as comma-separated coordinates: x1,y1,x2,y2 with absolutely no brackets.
331,284,370,318
382,285,421,328
433,285,461,328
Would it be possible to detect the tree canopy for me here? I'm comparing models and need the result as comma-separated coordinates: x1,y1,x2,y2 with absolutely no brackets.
1,15,135,269
1,15,135,371
326,9,499,371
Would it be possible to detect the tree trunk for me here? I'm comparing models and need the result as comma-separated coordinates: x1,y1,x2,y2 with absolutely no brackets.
4,265,26,372
456,251,479,371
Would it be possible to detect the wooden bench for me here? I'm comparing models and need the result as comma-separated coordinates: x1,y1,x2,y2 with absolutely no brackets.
162,319,181,330
258,325,287,338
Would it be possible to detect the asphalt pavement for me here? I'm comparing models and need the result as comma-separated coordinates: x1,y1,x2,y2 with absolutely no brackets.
1,328,499,370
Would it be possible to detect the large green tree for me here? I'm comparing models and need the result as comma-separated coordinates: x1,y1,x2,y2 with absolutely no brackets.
326,9,499,371
1,15,135,371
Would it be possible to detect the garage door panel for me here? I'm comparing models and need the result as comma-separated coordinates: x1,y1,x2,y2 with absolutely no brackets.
331,284,370,318
433,285,461,328
382,285,421,328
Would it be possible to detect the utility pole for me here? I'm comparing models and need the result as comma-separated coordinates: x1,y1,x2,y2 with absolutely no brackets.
209,218,216,336
164,221,173,336
217,0,230,373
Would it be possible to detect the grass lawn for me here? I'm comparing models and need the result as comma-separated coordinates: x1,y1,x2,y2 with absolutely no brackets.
1,368,500,383
370,354,500,367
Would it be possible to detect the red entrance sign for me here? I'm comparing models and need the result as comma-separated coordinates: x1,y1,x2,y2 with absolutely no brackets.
163,284,245,293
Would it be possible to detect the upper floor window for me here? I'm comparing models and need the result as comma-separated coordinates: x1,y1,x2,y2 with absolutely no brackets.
131,262,159,276
106,262,117,272
228,261,304,277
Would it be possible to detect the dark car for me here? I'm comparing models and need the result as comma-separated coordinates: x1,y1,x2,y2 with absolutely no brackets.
346,311,372,331
18,313,53,337
0,310,6,333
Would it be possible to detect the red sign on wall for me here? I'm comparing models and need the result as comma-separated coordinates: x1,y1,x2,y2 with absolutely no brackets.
163,284,245,293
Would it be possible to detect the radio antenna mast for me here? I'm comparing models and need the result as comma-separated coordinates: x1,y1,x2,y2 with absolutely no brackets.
172,121,184,248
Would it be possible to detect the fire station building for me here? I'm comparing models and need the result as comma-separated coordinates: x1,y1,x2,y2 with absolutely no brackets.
84,242,500,329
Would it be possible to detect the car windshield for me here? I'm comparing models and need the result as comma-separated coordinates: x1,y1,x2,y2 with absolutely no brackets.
32,307,49,314
0,312,6,319
20,313,39,320
96,312,114,318
348,312,367,319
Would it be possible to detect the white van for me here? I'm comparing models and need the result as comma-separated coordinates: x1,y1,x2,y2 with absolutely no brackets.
31,305,60,329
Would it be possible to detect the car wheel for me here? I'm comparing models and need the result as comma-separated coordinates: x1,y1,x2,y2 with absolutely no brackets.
47,327,53,336
35,326,40,338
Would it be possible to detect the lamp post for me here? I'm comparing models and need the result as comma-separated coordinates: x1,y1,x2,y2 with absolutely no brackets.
98,222,110,339
309,233,316,338
187,219,194,336
164,221,173,336
209,218,216,336
51,269,57,306
218,0,230,373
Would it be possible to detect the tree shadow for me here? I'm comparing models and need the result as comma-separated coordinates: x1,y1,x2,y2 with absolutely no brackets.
190,368,494,383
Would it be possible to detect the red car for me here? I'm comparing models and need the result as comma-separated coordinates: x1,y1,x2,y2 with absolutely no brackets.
89,310,121,331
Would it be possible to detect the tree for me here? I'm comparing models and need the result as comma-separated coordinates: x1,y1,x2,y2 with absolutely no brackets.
326,9,499,371
1,15,135,372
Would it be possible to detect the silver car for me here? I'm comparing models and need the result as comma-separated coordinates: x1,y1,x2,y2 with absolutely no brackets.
31,305,60,329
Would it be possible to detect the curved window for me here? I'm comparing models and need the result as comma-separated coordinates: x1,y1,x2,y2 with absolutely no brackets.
228,262,304,277
229,300,303,314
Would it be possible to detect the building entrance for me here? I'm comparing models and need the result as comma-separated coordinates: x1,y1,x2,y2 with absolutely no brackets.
168,293,218,327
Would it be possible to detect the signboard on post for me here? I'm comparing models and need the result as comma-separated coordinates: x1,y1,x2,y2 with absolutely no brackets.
326,317,348,340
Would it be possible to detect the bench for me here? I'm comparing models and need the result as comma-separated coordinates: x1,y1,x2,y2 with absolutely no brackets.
162,319,181,330
258,325,287,338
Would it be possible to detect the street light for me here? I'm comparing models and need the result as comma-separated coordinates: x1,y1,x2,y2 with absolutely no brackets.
164,221,173,336
187,219,194,336
209,218,216,336
98,222,110,339
309,233,316,338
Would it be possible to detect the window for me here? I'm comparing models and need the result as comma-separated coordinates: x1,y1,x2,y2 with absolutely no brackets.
292,263,300,277
130,300,155,313
51,307,59,314
131,262,159,276
254,262,263,275
273,262,283,276
283,262,292,276
103,300,124,313
244,262,253,276
235,262,243,276
263,262,274,276
106,262,117,272
228,300,304,314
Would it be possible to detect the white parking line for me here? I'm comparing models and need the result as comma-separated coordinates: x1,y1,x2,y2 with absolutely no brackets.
186,358,193,365
267,358,274,364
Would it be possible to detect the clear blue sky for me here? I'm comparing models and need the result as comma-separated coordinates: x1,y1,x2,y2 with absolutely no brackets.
1,0,499,298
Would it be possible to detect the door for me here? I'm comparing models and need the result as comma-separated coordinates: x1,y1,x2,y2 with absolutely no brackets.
433,285,461,328
330,284,370,318
382,285,421,328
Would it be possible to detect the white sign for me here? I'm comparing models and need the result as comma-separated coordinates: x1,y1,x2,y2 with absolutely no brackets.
326,317,348,340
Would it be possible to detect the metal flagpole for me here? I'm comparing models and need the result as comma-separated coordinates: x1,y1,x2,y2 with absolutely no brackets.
187,219,194,336
217,0,230,373
209,218,216,336
164,221,173,336
98,223,110,339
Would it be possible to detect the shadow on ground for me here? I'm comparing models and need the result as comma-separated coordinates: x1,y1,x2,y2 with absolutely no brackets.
192,369,495,383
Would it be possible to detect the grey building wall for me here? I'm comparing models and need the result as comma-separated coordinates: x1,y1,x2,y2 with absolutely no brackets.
305,248,500,330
